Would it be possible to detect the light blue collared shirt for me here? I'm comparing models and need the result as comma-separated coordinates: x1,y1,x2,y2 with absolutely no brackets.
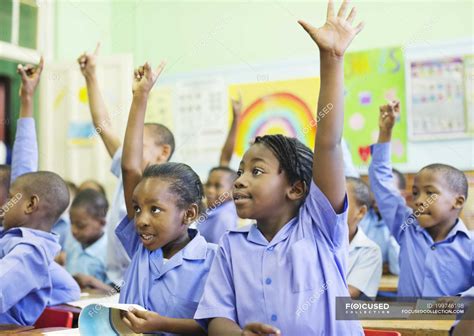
116,216,217,335
198,200,238,245
195,180,363,335
65,233,108,283
0,227,59,325
11,118,37,182
347,228,383,298
105,148,129,285
51,213,72,251
369,142,473,296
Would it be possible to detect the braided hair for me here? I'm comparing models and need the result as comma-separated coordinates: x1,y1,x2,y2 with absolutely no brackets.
142,163,206,214
254,135,313,192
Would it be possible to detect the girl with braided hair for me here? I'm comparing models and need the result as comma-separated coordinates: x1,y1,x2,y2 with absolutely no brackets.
195,1,365,335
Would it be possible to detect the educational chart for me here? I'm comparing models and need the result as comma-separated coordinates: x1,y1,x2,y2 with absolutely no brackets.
229,78,319,157
410,57,466,139
344,47,407,165
173,79,227,164
463,55,474,132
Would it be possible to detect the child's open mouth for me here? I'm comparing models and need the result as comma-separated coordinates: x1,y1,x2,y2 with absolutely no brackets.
233,193,252,204
140,233,155,242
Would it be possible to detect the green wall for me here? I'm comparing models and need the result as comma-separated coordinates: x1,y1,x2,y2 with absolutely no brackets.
54,0,474,74
0,59,21,146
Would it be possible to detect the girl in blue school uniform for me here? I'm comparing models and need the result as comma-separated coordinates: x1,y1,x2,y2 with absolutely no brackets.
117,62,215,335
194,1,365,335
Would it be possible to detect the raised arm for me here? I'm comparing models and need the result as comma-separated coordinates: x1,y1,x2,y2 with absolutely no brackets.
298,0,363,213
368,101,411,240
219,94,242,167
11,58,43,182
122,62,165,218
78,43,121,158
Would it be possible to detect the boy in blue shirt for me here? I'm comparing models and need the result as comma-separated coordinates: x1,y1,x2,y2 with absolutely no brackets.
0,171,73,325
66,189,112,292
0,58,79,325
369,100,472,297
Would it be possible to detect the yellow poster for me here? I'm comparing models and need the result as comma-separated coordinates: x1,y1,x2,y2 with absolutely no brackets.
229,77,320,157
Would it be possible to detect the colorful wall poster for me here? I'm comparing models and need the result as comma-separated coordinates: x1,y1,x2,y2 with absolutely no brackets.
344,47,407,165
229,77,319,157
410,57,466,139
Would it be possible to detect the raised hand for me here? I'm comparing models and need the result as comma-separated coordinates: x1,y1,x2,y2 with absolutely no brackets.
77,43,100,78
298,0,364,57
17,57,44,99
377,100,400,143
379,100,400,133
132,61,166,95
231,93,243,119
242,323,281,336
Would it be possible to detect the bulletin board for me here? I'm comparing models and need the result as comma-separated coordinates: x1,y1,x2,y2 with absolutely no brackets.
408,55,474,140
229,77,319,157
343,47,407,165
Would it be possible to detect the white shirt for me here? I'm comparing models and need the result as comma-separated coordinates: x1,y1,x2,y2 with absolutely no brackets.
347,228,383,298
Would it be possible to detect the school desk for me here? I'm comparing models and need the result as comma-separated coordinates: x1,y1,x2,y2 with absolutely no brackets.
15,327,74,335
0,325,34,334
50,289,112,328
361,318,455,336
379,274,399,292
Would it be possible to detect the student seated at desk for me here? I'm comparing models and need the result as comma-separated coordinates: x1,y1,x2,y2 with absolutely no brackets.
346,177,382,299
0,177,75,326
116,62,216,335
195,2,365,334
66,189,112,292
369,100,472,297
0,58,79,326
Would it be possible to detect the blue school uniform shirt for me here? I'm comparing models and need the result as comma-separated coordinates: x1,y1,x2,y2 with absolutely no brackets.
49,261,81,305
194,180,363,335
369,142,473,297
198,201,238,244
65,233,108,283
105,148,130,286
0,227,60,325
52,213,72,251
116,216,218,334
347,228,383,298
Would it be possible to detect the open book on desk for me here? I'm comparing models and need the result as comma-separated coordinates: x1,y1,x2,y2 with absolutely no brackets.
78,302,146,335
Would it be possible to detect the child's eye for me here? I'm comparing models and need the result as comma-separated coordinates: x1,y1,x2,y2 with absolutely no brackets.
252,168,263,176
236,170,243,177
151,206,161,214
133,205,141,214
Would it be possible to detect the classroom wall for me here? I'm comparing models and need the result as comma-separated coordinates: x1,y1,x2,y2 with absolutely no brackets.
51,0,474,177
54,0,474,73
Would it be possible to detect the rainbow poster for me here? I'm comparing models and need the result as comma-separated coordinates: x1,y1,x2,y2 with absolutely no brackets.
229,77,320,157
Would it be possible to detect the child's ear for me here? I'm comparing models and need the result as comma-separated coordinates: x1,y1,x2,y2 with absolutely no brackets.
183,203,199,225
356,204,368,222
99,217,107,226
25,195,40,214
453,195,465,209
159,144,172,162
287,180,307,201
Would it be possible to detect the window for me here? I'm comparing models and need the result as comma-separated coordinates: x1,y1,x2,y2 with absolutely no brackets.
0,0,13,43
0,0,38,49
19,0,38,49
